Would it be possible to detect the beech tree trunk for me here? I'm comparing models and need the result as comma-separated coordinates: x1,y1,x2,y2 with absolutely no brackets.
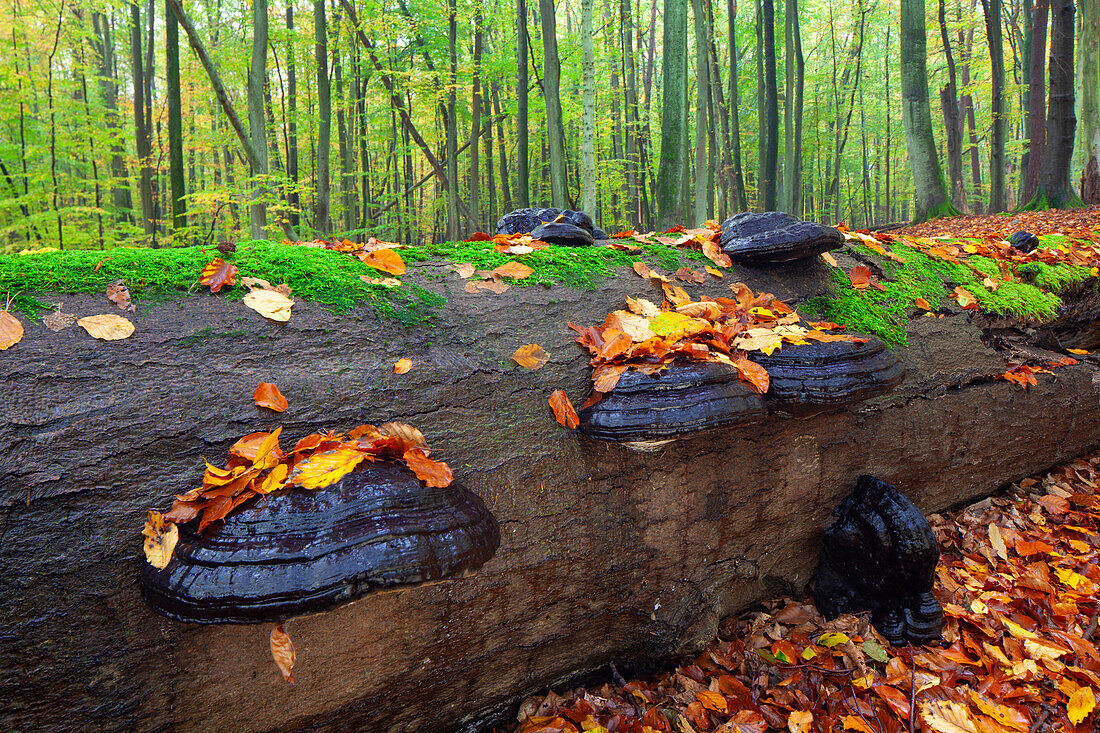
581,0,596,215
1075,0,1099,201
938,0,966,211
4,258,1100,732
983,0,1006,212
1037,0,1079,207
248,0,270,238
540,0,569,208
131,2,155,235
691,0,709,224
517,0,529,208
315,0,331,234
167,4,186,234
656,0,688,228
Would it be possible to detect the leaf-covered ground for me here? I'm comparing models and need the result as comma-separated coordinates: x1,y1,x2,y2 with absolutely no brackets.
897,206,1100,241
496,452,1100,733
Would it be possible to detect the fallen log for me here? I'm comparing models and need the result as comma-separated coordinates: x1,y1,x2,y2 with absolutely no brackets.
2,251,1099,733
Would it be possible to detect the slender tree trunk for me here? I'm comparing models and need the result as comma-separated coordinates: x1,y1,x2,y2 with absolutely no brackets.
691,0,709,224
959,26,983,208
1078,0,1100,201
286,1,299,233
446,0,459,238
167,4,186,235
754,0,764,206
761,0,779,211
581,0,596,214
469,1,484,229
982,0,1006,211
248,0,270,238
484,83,496,228
131,3,155,235
334,10,354,233
781,0,803,215
315,0,331,234
938,0,966,210
727,0,747,210
493,85,513,214
1037,0,1079,206
1023,0,1049,203
885,25,892,221
656,0,688,228
517,0,530,208
899,0,955,221
92,12,133,222
540,0,569,207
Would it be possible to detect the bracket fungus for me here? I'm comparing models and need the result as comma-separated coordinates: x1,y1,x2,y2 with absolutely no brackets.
719,211,843,264
1008,230,1040,254
496,207,608,240
748,336,904,411
814,475,943,646
139,462,500,624
530,220,595,248
577,361,767,451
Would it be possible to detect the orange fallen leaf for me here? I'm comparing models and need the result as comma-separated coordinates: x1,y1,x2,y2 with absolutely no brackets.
402,447,453,487
360,248,406,276
632,261,652,278
1068,348,1091,355
393,358,412,374
286,447,371,490
270,624,296,683
820,251,839,267
492,261,534,279
142,510,178,569
953,286,979,309
549,390,579,429
696,690,727,713
106,279,135,312
513,343,550,369
734,358,771,394
915,297,932,310
849,265,872,289
253,382,289,412
199,257,238,293
0,310,24,350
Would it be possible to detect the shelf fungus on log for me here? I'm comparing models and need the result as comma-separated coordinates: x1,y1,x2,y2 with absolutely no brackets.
495,207,608,240
748,336,904,412
139,462,500,624
577,361,767,451
719,211,843,264
1008,230,1040,254
813,475,943,646
530,221,595,248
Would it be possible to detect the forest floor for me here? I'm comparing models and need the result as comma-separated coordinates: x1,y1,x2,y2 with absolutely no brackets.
494,451,1100,733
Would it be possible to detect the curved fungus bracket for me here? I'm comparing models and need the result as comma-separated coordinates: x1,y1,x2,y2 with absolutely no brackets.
139,462,500,624
495,207,608,240
577,361,767,451
530,221,595,248
720,211,844,265
748,336,905,411
813,475,944,646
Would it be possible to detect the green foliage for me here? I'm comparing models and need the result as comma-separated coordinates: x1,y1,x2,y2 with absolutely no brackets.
1017,261,1095,291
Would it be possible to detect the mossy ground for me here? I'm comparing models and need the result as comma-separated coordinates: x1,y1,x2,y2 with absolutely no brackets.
805,237,1094,345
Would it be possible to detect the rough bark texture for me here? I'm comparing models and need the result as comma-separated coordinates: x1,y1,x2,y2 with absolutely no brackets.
1038,0,1078,208
3,257,1100,732
656,0,688,228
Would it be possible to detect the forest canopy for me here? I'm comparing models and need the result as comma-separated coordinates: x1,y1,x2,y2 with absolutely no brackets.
0,0,1098,250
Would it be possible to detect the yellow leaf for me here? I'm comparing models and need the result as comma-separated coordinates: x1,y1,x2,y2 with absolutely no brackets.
242,289,295,321
624,296,661,317
393,358,413,374
820,251,839,267
512,343,550,369
78,313,135,340
734,329,784,355
696,690,727,713
142,511,178,570
1024,637,1069,661
648,311,693,337
817,631,850,647
259,463,289,494
1067,348,1091,355
1069,686,1096,725
705,265,724,277
787,710,812,733
287,447,370,490
270,624,296,683
842,715,875,733
988,523,1007,561
0,310,24,350
1055,567,1089,589
919,700,980,733
965,689,1029,731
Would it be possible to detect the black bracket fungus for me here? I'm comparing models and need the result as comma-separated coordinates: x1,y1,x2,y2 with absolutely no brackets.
1008,230,1040,254
495,207,608,240
530,220,595,248
747,336,904,412
719,211,843,264
577,361,767,451
813,475,944,646
139,462,500,624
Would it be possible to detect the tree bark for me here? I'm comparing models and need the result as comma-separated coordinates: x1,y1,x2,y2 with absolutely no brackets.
5,266,1100,732
581,0,596,215
249,0,270,238
167,4,186,236
447,0,460,239
286,1,300,233
1075,0,1099,201
540,0,569,208
518,0,530,208
656,0,688,228
92,11,133,223
982,0,1007,212
937,0,966,211
727,0,748,211
469,1,484,231
959,26,983,209
131,2,155,235
1036,0,1079,207
781,0,804,215
899,0,955,221
315,0,331,234
691,0,709,224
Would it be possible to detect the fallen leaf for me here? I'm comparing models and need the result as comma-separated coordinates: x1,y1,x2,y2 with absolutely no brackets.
953,286,979,309
915,297,932,310
625,296,661,318
393,358,413,374
787,710,812,733
454,262,477,279
549,390,579,429
360,248,406,276
199,257,238,293
821,251,839,267
464,280,510,295
1068,686,1096,725
1068,348,1091,355
78,314,134,340
696,690,727,713
141,511,178,569
842,715,876,733
849,265,872,289
360,275,402,286
242,289,295,321
988,523,1008,561
403,448,453,487
492,261,534,279
513,344,550,369
42,303,76,331
734,358,770,393
286,447,371,490
106,279,135,312
632,261,651,278
0,310,24,349
253,382,289,412
270,624,296,683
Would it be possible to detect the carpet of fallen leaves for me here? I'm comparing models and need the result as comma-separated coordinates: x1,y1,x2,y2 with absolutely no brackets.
498,453,1100,733
897,206,1100,242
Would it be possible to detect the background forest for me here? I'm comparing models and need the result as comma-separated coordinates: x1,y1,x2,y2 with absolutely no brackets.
1,0,1098,249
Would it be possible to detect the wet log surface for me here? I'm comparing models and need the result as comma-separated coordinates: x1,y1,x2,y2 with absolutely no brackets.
2,254,1100,732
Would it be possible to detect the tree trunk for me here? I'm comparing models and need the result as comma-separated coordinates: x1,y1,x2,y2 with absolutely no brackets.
518,0,530,208
899,0,955,221
754,0,764,208
167,4,186,236
249,0,270,238
6,268,1100,732
937,0,966,210
691,0,709,224
446,0,459,239
540,0,569,208
493,85,513,214
131,2,155,236
333,12,354,234
581,0,596,215
983,0,1007,212
656,0,688,228
1075,0,1099,201
93,11,133,223
761,0,778,212
959,27,983,209
727,0,748,210
1037,0,1079,207
286,1,299,233
315,0,331,234
469,1,484,231
781,0,804,215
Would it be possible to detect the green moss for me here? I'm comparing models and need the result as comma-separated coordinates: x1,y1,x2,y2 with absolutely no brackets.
404,239,714,290
175,326,251,346
804,243,1065,345
0,240,444,326
1017,261,1094,291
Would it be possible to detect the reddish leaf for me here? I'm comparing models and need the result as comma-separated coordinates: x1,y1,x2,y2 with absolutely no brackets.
253,382,288,412
199,257,238,293
849,265,872,289
549,390,579,429
270,624,296,683
402,448,454,487
360,248,407,276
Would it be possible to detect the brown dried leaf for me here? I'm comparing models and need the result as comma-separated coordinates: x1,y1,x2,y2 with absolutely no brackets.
632,261,652,278
242,289,295,321
549,390,579,429
253,382,289,412
199,257,238,293
360,248,407,276
513,343,550,369
402,448,453,487
492,261,534,280
78,314,134,340
106,279,135,312
0,310,24,349
270,624,296,683
42,303,76,331
453,262,476,279
849,265,872,289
